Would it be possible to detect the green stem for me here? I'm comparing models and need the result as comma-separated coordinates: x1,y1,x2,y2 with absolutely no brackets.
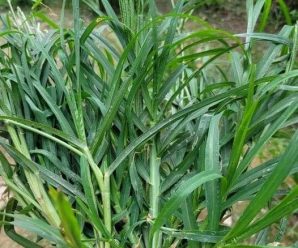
150,140,161,248
83,148,111,248
103,174,111,248
84,148,104,191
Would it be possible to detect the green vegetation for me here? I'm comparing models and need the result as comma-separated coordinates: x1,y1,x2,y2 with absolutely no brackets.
0,0,297,247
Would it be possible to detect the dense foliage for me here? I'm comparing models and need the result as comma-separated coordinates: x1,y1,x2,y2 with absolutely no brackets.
0,0,297,247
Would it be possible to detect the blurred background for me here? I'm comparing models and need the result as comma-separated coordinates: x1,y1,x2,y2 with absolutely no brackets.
0,0,297,33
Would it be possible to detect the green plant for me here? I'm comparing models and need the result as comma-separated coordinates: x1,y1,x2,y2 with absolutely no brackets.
240,0,298,29
0,0,298,247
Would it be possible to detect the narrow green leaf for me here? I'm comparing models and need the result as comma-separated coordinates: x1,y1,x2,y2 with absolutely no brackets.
224,130,298,241
0,142,85,199
160,227,226,243
107,84,249,176
12,214,66,246
236,33,292,46
234,102,298,179
0,115,84,153
243,185,298,236
205,113,222,231
33,11,59,29
50,188,87,248
150,171,221,241
2,199,45,248
277,0,292,25
258,0,272,31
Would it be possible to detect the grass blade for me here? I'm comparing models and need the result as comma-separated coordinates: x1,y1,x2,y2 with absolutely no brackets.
224,130,298,241
150,171,221,243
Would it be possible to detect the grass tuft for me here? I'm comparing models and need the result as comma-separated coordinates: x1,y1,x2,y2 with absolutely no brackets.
0,0,297,247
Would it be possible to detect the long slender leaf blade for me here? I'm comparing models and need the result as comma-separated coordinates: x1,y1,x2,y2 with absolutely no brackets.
150,171,221,240
224,130,298,241
205,113,222,231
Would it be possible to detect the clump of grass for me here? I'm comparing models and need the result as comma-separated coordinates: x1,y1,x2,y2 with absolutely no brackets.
0,0,298,247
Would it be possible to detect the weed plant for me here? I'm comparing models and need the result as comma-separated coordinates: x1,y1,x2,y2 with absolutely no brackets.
0,0,298,247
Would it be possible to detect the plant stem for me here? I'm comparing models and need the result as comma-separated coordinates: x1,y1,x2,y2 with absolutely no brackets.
84,148,111,248
84,148,104,191
150,140,161,248
103,174,111,248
